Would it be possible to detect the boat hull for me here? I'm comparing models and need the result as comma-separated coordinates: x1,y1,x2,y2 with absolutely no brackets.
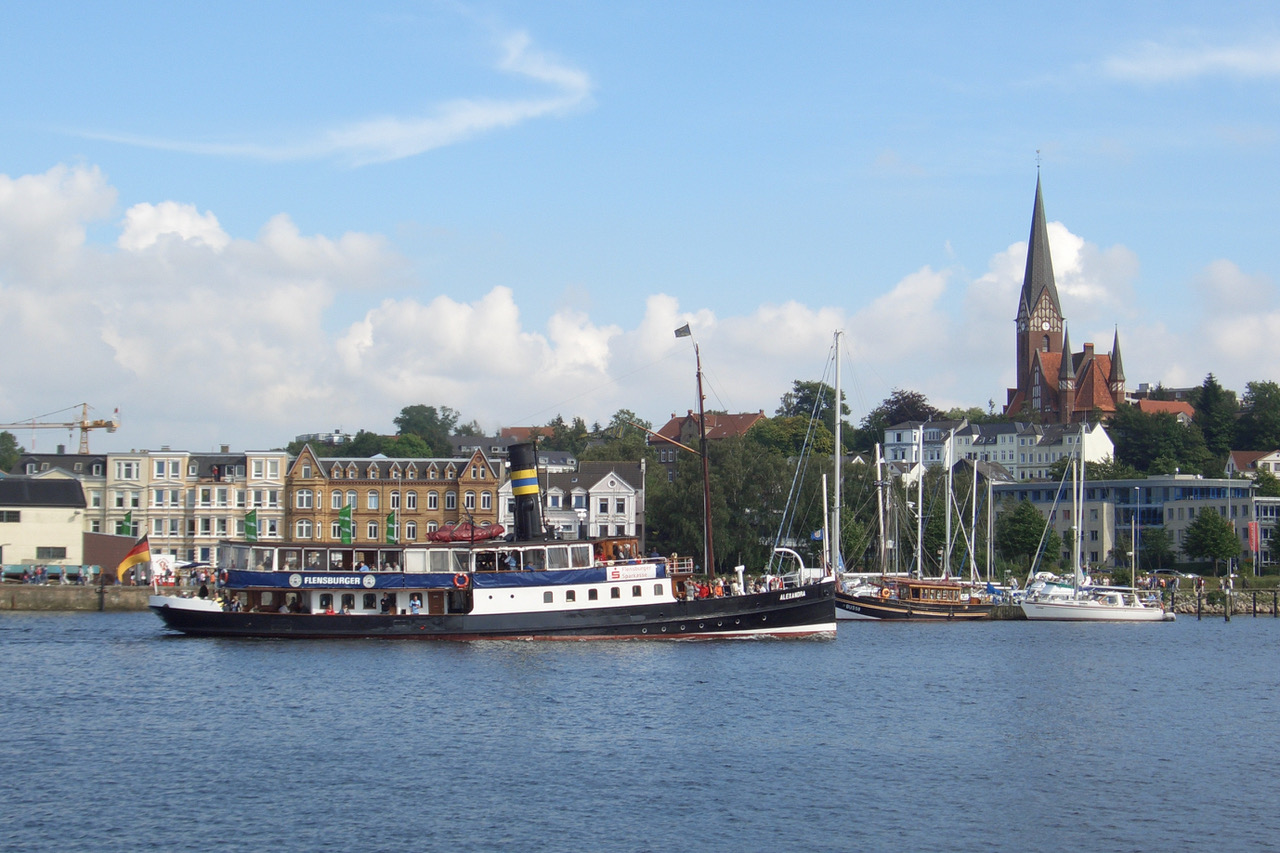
150,583,837,640
835,591,993,621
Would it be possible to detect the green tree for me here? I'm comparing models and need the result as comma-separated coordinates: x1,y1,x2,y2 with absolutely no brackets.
1139,526,1177,572
1254,469,1280,498
994,499,1061,573
1108,404,1211,475
0,431,21,473
853,389,942,453
748,416,834,458
394,405,461,456
1182,508,1241,575
1237,380,1280,450
580,409,653,462
1193,373,1237,460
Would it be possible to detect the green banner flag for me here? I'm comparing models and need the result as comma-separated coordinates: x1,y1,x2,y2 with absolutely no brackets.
245,509,258,542
339,504,353,545
118,510,133,536
386,512,397,544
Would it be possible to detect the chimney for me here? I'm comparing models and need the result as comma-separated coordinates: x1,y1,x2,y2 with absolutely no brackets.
221,445,230,453
1083,342,1095,359
56,444,65,455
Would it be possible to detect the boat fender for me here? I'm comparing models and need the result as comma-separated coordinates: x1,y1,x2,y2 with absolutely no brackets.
453,573,469,589
880,587,891,599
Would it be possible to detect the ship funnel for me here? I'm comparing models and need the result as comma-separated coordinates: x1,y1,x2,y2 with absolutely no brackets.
508,442,547,542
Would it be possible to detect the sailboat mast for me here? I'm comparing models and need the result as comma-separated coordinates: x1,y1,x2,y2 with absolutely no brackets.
695,343,715,576
875,443,887,572
915,427,924,578
832,330,842,576
944,427,953,578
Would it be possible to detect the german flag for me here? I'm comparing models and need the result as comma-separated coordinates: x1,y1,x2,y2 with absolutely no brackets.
116,535,151,583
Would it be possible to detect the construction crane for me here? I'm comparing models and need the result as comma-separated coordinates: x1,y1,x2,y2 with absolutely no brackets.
0,404,120,454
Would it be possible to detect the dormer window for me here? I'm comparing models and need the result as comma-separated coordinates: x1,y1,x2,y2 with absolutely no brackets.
332,465,344,479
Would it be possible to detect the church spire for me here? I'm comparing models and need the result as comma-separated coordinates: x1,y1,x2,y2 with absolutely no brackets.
1109,326,1125,384
1020,174,1063,320
1058,325,1073,381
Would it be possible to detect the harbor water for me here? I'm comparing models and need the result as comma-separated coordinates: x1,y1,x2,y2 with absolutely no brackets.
2,612,1277,852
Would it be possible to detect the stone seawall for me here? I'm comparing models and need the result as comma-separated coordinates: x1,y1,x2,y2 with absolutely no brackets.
2,585,152,612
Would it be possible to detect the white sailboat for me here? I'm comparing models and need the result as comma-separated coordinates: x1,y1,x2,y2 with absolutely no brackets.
1019,427,1173,622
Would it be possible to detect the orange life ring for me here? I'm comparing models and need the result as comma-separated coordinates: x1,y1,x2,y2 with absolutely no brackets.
453,573,469,589
880,587,891,599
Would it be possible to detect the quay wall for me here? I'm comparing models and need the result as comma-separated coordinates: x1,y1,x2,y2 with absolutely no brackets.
2,585,152,612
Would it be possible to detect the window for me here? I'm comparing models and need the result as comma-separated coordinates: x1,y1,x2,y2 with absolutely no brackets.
481,491,492,510
296,520,313,539
610,587,621,599
390,491,400,510
615,498,626,514
406,491,417,510
654,584,663,596
252,459,264,479
154,460,166,477
566,590,576,602
367,521,379,540
405,521,417,541
331,521,342,539
543,591,554,603
332,491,343,510
367,491,379,510
115,460,140,480
599,498,609,514
36,547,67,560
574,494,586,509
588,589,598,601
464,491,475,510
296,489,313,509
90,490,102,508
363,593,377,610
632,585,642,598
93,463,103,476
445,491,457,510
301,464,312,479
427,491,439,510
346,490,357,508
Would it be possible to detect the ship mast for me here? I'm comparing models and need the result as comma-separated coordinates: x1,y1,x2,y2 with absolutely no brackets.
695,342,715,576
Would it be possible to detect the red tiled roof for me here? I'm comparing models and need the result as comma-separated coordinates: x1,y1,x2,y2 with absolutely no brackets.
1137,399,1195,419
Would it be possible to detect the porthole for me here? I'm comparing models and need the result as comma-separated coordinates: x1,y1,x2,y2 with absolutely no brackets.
661,626,667,633
642,628,648,634
680,625,687,631
698,622,704,629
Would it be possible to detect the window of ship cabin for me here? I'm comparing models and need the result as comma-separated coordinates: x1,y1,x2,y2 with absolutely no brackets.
544,592,553,603
523,548,546,571
261,591,274,608
566,590,576,602
363,593,377,610
589,589,599,601
319,594,333,610
654,584,663,596
571,545,592,568
632,585,642,597
547,546,569,570
610,587,620,599
341,594,355,610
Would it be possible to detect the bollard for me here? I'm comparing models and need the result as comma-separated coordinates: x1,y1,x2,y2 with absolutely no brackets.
1197,592,1202,620
1253,590,1258,617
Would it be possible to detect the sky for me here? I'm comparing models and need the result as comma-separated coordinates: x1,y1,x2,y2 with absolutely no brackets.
1,1,1278,455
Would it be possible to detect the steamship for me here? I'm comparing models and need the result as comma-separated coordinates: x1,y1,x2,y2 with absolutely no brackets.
149,444,837,640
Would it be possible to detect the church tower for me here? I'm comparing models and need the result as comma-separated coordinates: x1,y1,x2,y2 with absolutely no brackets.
1015,174,1065,395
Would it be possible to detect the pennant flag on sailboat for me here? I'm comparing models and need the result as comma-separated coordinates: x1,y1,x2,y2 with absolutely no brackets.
674,323,691,338
116,535,151,582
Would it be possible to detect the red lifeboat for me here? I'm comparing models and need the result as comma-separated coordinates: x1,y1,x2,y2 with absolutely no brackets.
426,522,506,543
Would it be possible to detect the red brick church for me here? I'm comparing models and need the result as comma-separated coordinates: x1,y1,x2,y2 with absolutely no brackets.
1004,176,1125,424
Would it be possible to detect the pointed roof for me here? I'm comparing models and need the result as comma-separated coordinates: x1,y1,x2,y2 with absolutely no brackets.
1058,326,1073,380
1020,175,1062,318
1109,327,1125,384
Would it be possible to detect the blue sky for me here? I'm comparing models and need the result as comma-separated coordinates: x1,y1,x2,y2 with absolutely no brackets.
1,1,1278,453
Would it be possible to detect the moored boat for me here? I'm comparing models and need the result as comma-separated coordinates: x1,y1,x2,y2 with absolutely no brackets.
150,443,837,640
836,576,994,621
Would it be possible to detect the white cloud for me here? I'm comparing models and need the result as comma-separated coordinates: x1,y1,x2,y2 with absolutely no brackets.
1102,38,1280,83
118,201,230,251
79,29,593,166
5,163,1279,452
